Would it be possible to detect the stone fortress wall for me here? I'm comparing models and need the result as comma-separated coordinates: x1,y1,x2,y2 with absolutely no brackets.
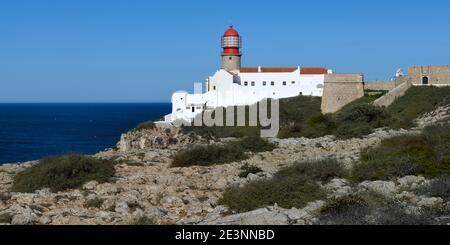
408,66,450,86
363,80,397,91
321,74,364,114
321,65,450,113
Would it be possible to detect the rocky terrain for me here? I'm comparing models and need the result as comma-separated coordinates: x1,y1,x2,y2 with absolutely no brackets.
0,105,449,225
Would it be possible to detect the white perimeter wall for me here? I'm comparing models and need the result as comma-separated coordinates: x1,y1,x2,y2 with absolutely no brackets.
166,69,325,122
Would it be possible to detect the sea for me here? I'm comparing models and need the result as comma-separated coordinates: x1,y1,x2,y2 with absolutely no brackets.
0,103,171,164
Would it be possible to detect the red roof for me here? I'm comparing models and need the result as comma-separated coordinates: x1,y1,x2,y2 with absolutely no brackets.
300,67,328,75
224,25,239,37
240,67,328,74
240,67,298,73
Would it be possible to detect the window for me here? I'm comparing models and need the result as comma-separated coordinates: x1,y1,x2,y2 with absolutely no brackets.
196,106,201,110
263,81,267,86
271,81,275,86
292,81,295,84
316,84,324,89
251,81,255,86
192,107,195,112
186,107,190,110
213,86,216,90
229,57,233,60
283,81,287,86
299,92,303,95
244,81,248,86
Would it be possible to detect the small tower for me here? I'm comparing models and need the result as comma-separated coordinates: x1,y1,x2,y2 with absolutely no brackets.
221,25,242,72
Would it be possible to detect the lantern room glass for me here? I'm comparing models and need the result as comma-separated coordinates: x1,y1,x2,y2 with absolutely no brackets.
221,36,242,48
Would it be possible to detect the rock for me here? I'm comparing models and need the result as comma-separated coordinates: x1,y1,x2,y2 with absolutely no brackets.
323,178,353,197
96,211,113,221
83,181,99,190
397,176,426,190
246,173,259,181
417,197,444,208
202,208,289,225
358,181,397,196
38,215,52,225
95,183,119,195
215,178,228,190
115,201,129,214
396,191,420,204
11,208,35,225
11,193,35,205
285,201,325,225
161,195,184,206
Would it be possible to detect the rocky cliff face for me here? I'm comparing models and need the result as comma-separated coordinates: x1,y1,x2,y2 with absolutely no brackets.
117,125,203,152
0,106,449,225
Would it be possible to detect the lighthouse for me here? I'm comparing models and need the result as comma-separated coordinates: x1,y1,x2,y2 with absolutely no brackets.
164,25,329,124
221,25,242,72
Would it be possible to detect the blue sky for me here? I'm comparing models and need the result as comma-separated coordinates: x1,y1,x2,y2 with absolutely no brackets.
1,0,449,102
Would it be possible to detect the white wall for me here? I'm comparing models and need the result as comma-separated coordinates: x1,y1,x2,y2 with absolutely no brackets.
165,68,325,122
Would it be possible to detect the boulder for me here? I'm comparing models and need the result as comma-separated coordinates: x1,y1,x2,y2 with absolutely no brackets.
358,181,397,196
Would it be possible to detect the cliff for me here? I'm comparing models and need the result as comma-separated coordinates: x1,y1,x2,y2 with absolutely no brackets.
0,101,449,225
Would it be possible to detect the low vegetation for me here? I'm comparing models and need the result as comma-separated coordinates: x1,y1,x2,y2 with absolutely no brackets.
333,101,391,139
317,192,438,225
172,144,247,167
130,216,157,225
386,86,450,129
179,86,450,140
11,154,116,193
171,136,276,167
219,159,345,212
84,197,105,209
416,175,450,202
0,213,13,223
133,121,156,132
239,163,263,178
352,123,450,181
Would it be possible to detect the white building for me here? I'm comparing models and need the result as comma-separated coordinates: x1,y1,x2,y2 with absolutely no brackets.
164,25,332,123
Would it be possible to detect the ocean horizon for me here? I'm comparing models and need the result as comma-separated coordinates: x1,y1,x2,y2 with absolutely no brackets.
0,103,171,164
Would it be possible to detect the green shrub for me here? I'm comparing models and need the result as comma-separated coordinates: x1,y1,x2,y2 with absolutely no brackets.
171,136,276,167
239,163,263,178
0,213,12,223
219,159,345,212
422,123,450,165
84,197,105,209
318,195,370,225
317,192,437,225
133,121,155,131
352,124,450,181
234,136,277,153
220,175,324,212
11,154,116,193
277,159,348,182
130,216,157,225
334,103,391,139
0,193,10,202
416,175,450,202
320,195,368,214
386,86,450,129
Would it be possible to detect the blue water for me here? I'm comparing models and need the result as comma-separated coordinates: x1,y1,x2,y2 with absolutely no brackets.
0,103,171,164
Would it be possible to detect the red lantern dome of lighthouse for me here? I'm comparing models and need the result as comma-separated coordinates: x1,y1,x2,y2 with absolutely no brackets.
222,25,241,55
223,25,239,37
